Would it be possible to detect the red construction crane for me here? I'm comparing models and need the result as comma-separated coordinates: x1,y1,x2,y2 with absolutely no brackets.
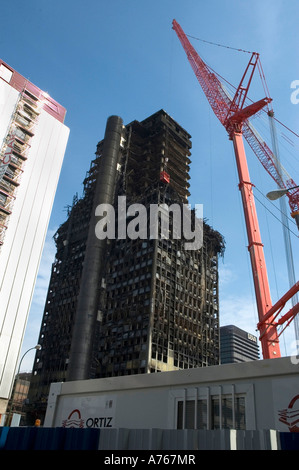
172,19,299,359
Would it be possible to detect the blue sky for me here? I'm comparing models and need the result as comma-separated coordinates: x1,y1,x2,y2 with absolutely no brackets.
2,1,298,371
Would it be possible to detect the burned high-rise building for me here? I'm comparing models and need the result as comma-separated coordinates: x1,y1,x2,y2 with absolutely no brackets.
28,110,224,421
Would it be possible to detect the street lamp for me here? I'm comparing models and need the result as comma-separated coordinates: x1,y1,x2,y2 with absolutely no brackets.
17,344,41,376
266,185,299,201
6,344,41,425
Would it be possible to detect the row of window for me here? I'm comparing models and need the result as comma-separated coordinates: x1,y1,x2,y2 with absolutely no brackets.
177,396,246,430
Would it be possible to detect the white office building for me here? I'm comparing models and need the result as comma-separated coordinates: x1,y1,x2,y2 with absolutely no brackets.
0,60,69,415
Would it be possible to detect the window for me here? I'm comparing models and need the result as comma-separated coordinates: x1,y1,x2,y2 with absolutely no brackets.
177,401,183,429
0,193,7,206
211,397,220,429
176,394,246,430
222,396,233,429
185,400,195,429
197,399,208,429
15,127,27,141
235,396,246,430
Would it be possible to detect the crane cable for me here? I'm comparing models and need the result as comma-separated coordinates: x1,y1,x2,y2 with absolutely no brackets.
186,33,299,140
186,34,253,54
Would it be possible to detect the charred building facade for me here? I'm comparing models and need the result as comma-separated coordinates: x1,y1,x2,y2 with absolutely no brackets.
28,110,224,421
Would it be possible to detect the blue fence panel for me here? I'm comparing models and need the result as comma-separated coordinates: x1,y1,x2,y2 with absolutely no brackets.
280,432,299,450
63,428,101,450
1,427,101,450
3,427,38,450
33,427,67,450
0,427,9,449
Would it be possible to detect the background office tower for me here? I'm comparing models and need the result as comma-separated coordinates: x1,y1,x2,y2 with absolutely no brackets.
220,325,260,363
28,110,224,422
0,60,69,418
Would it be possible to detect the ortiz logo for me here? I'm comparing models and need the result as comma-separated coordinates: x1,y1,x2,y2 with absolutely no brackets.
62,408,113,428
278,395,299,432
62,409,84,428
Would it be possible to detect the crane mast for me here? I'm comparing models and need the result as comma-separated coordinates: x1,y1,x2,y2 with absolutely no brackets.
172,19,299,359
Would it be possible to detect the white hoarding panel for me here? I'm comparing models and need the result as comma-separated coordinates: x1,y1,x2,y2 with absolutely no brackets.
272,376,299,432
55,395,117,429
